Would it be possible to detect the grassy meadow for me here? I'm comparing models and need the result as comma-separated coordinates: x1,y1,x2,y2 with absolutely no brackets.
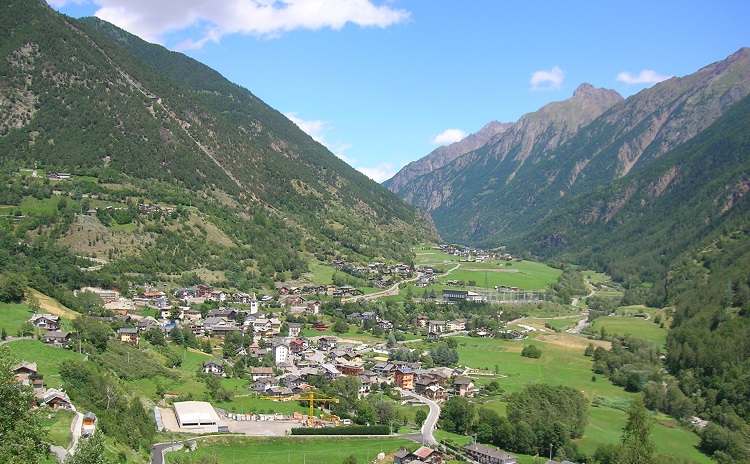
441,332,709,463
588,315,669,348
3,339,85,376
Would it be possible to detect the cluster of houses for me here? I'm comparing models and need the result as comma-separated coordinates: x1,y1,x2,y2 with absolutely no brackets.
392,442,523,464
11,361,97,436
436,244,519,263
27,313,74,347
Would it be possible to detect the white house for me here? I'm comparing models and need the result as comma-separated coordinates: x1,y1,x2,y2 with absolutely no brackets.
273,344,289,365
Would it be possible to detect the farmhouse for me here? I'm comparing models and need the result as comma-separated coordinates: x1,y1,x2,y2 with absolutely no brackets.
453,376,475,397
203,360,225,376
40,388,74,410
44,330,72,346
394,446,444,464
28,313,60,331
251,366,274,381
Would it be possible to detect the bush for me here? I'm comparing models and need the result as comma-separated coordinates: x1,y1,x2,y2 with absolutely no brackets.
290,425,390,435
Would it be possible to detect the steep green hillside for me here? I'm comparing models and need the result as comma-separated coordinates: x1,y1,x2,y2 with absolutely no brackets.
0,0,435,297
517,93,750,285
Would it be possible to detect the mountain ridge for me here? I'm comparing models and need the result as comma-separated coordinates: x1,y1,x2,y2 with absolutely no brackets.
392,47,750,248
389,83,623,211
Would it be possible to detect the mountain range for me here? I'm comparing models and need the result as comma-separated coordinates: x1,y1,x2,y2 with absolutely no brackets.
386,48,750,282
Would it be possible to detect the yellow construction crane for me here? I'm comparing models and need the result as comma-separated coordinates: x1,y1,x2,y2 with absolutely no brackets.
262,391,339,427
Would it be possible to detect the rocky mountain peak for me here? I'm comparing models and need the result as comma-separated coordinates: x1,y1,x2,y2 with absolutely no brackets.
573,82,596,97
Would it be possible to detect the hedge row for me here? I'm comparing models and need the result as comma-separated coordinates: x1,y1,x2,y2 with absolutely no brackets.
290,425,390,435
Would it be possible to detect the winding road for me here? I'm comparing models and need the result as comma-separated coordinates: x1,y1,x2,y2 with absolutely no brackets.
398,389,440,446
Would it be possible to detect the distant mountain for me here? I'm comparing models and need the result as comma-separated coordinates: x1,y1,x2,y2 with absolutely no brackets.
390,49,750,252
384,120,513,194
387,83,623,211
0,0,435,281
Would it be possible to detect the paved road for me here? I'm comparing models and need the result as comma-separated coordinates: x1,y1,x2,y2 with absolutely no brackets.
0,335,33,346
399,390,440,446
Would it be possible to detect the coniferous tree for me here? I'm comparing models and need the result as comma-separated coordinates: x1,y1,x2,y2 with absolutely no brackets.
619,398,655,464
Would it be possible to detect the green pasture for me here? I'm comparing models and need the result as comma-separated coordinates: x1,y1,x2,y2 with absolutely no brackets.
19,196,62,215
581,406,712,463
525,316,580,331
0,301,35,336
170,346,216,373
166,436,416,464
451,336,633,402
3,339,85,376
589,315,668,348
306,260,336,285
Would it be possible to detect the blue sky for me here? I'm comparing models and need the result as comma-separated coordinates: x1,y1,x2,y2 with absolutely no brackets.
50,1,750,182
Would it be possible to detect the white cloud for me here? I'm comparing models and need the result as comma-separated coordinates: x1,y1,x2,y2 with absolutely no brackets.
284,112,330,145
51,0,410,47
616,70,672,85
284,112,354,163
530,66,565,91
357,163,397,183
430,128,467,145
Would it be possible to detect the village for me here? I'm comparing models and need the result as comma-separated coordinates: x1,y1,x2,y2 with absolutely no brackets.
12,252,561,464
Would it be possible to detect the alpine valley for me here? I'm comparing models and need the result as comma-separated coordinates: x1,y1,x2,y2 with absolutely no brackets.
1,1,749,464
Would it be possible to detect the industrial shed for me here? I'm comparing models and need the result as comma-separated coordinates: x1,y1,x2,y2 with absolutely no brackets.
173,401,220,430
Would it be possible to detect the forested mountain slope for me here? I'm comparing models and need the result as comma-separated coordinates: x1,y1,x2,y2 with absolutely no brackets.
0,0,435,274
516,92,750,287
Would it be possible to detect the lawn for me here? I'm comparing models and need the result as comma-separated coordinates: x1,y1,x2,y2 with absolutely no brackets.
589,315,668,348
41,409,76,448
434,260,562,291
439,333,709,464
166,436,416,464
306,260,336,285
19,196,61,215
449,334,632,402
